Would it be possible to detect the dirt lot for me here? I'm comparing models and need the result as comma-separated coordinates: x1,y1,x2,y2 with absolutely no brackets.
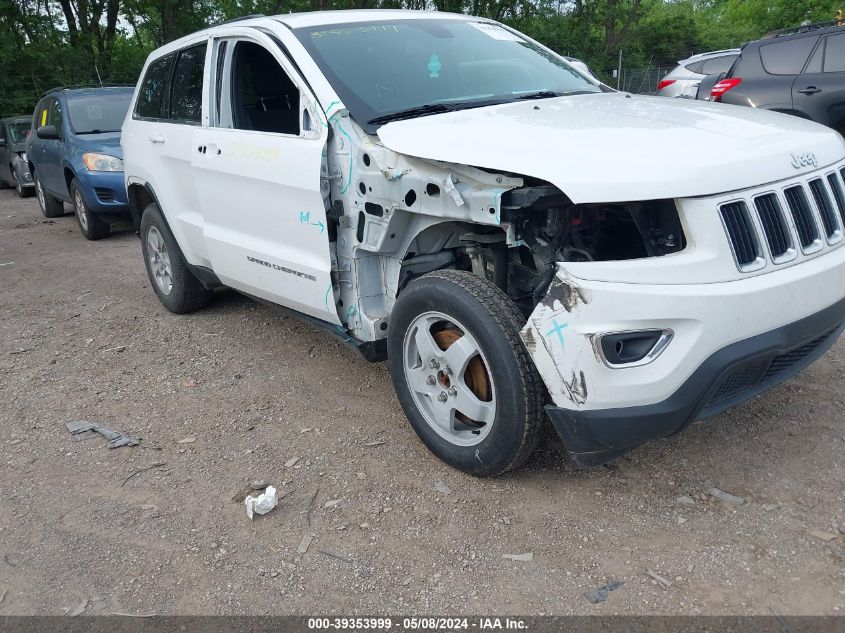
0,188,844,616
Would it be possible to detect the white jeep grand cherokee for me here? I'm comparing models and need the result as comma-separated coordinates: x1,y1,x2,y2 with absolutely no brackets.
122,10,845,476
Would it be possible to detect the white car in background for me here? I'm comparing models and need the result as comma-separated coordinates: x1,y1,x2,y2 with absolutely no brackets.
658,49,740,98
122,11,845,476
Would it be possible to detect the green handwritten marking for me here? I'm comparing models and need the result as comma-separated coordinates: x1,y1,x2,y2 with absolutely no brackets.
545,319,568,348
312,220,325,234
331,116,354,195
325,284,333,312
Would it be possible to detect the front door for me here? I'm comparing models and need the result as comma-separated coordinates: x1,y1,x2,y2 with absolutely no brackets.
192,32,338,324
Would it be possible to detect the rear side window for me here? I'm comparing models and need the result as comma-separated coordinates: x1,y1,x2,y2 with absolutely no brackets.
759,36,819,75
823,33,845,73
170,43,207,123
136,54,174,119
684,60,705,74
701,55,737,75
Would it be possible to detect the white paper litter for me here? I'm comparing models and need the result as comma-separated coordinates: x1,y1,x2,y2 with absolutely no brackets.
245,485,278,520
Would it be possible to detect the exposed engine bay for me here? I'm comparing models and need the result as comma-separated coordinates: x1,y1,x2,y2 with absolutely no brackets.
400,182,686,317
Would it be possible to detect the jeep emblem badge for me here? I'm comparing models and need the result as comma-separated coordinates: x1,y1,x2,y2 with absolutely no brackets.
791,152,818,169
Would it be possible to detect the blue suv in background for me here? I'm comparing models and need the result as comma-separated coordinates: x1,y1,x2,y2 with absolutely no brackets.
27,87,133,240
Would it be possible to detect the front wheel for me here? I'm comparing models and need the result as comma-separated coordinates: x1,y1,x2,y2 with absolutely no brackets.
140,203,212,314
71,180,109,240
388,270,545,476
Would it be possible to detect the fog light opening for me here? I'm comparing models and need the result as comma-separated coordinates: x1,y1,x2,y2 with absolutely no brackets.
599,329,673,368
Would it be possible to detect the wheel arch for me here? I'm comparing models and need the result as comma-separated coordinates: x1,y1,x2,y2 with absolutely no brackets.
127,180,163,235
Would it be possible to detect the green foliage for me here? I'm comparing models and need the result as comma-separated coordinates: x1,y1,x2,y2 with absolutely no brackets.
0,0,842,117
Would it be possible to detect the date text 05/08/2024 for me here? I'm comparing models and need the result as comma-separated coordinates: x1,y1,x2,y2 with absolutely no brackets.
307,617,528,631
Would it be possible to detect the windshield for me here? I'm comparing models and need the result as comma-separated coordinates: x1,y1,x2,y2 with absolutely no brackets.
67,91,133,134
294,19,602,132
8,122,30,143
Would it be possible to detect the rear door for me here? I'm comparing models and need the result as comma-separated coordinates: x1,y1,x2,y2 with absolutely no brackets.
192,29,338,324
793,32,845,135
0,122,10,185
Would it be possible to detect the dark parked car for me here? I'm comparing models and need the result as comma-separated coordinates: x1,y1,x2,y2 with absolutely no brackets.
0,116,34,197
27,86,133,240
698,21,845,136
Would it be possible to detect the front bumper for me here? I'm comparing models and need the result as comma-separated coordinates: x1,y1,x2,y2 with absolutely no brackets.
75,169,129,215
13,159,33,188
545,298,845,466
522,244,845,467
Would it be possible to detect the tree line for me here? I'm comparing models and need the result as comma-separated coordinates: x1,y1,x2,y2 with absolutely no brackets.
0,0,841,118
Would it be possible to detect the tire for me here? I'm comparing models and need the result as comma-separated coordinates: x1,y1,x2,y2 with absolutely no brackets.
12,169,33,198
388,270,545,476
70,180,110,240
140,203,212,314
33,171,64,218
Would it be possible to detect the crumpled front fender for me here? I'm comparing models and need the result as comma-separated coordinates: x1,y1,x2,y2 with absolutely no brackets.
520,265,595,409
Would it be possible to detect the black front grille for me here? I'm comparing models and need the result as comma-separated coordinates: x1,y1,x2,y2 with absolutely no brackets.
761,327,839,381
784,185,819,248
828,173,845,227
754,194,791,258
720,201,759,267
706,326,840,408
706,361,766,406
94,187,114,203
809,178,840,238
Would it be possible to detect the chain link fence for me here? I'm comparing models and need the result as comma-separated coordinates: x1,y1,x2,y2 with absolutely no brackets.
615,64,677,95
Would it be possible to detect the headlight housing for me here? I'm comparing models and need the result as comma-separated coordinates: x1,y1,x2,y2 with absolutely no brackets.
82,153,124,172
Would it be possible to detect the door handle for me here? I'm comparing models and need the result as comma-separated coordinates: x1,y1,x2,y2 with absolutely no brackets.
798,86,822,95
148,134,166,144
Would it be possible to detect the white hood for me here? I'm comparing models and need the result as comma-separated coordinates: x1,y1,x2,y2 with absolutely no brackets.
377,93,845,203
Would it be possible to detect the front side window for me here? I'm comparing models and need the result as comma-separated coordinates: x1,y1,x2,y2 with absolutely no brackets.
295,19,602,132
48,99,63,134
170,43,207,123
227,41,300,135
760,36,819,75
67,91,132,134
136,54,175,119
823,33,845,73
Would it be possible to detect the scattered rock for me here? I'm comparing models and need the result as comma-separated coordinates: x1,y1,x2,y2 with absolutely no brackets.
808,530,838,542
646,569,672,589
677,517,687,525
250,480,268,491
676,495,695,505
583,580,623,604
364,440,386,447
356,472,367,480
707,487,745,505
177,436,196,444
297,535,313,554
68,598,90,617
502,552,533,562
762,503,779,512
285,457,301,468
324,499,342,509
433,480,452,495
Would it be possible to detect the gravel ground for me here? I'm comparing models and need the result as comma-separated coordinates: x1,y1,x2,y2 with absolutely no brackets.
0,189,843,616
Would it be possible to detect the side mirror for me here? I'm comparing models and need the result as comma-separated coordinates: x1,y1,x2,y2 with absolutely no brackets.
37,125,59,140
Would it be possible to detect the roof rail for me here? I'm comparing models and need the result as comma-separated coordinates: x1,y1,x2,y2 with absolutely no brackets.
215,13,265,26
763,18,843,39
39,84,134,98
